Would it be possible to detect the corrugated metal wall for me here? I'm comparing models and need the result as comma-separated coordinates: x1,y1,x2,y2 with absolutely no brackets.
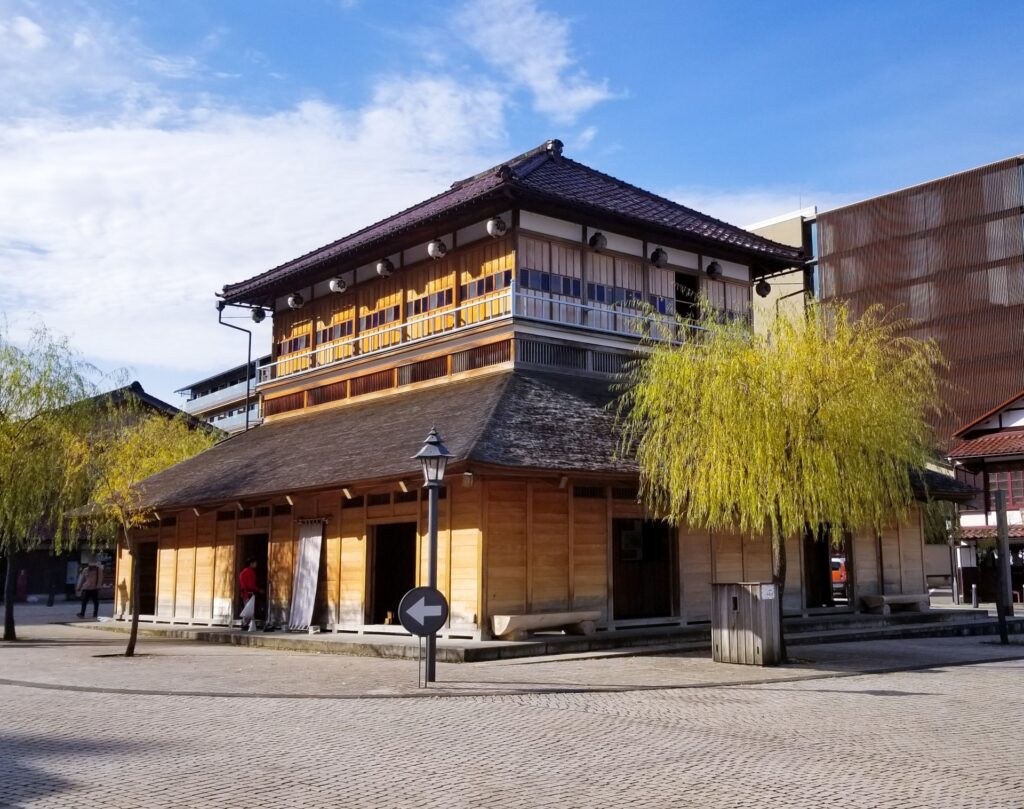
818,157,1024,443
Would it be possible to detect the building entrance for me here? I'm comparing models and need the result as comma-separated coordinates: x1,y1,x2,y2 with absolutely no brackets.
236,533,269,619
134,542,158,615
368,522,418,625
613,519,674,620
803,525,852,608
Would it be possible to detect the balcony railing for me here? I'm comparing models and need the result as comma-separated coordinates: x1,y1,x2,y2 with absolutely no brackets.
206,410,262,433
257,282,719,386
183,379,256,415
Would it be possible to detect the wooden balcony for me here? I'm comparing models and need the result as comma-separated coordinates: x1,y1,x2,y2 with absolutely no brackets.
257,283,709,387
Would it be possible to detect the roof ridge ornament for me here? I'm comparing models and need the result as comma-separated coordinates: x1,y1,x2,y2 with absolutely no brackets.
545,139,563,159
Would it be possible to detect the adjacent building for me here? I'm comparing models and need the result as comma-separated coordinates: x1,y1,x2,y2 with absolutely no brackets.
177,356,270,434
753,157,1024,444
115,141,966,640
10,382,191,602
947,390,1024,601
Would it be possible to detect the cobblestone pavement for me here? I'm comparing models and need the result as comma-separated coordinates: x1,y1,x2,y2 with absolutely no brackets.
3,603,1024,807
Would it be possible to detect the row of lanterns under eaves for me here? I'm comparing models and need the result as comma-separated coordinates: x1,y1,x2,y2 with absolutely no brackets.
277,215,772,314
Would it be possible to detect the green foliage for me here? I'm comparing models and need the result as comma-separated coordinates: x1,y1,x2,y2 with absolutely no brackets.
618,299,944,543
0,325,97,555
923,497,959,544
88,409,217,542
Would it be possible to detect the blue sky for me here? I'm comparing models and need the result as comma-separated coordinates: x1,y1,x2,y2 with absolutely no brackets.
2,0,1022,404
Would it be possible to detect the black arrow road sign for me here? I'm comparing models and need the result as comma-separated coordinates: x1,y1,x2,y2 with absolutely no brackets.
398,586,449,637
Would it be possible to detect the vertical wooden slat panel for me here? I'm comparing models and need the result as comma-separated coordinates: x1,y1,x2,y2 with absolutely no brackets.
338,502,366,625
485,480,528,615
681,527,713,622
529,483,570,612
570,493,608,619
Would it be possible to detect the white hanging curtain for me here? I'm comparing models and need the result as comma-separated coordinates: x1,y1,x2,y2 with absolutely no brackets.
288,520,324,631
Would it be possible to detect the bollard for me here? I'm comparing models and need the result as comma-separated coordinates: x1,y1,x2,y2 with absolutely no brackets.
972,583,979,608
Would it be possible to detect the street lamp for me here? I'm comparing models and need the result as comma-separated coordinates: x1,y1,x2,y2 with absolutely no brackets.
412,426,453,682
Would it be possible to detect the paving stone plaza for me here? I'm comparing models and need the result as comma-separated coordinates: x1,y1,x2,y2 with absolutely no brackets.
3,603,1023,808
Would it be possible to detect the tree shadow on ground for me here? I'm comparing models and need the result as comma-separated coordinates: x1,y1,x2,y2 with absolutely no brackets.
0,732,139,807
738,686,935,697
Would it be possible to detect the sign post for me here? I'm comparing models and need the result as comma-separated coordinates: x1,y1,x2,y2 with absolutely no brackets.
399,586,449,686
411,427,453,683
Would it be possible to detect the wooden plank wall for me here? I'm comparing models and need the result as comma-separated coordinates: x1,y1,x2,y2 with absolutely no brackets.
783,533,804,615
852,527,880,601
450,481,483,629
213,520,234,622
529,482,570,611
571,492,608,619
712,531,744,582
338,501,366,625
268,503,298,623
879,526,902,595
485,480,528,616
680,527,713,621
899,508,926,594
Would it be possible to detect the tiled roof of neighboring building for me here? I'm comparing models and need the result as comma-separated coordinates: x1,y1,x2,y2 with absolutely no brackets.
135,369,975,510
953,389,1024,438
948,431,1024,460
221,140,802,303
959,525,1024,540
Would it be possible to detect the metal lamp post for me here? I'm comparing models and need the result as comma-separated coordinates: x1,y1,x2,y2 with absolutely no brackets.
412,427,453,682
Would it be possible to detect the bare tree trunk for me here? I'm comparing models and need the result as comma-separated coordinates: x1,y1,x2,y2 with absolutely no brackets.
125,534,141,657
3,550,17,642
771,505,788,663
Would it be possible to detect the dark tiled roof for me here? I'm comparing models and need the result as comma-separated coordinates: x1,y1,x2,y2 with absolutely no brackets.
911,468,978,503
948,431,1024,460
222,141,802,303
136,369,975,509
959,525,1024,540
512,154,796,260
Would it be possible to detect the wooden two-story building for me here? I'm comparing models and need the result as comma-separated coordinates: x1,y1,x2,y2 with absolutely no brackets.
117,140,967,639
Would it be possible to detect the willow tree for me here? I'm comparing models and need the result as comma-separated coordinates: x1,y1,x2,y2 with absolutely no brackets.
619,300,943,656
89,410,216,656
0,326,96,641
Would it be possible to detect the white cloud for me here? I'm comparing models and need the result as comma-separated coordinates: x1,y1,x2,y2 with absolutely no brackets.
11,14,48,49
0,0,620,403
454,0,614,124
571,125,597,151
0,88,508,399
0,3,515,403
664,186,861,230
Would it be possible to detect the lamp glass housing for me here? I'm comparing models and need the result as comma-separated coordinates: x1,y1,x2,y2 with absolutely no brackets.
412,427,453,486
421,454,447,484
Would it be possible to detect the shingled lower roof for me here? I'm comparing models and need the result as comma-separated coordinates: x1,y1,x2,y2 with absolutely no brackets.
222,141,802,304
136,370,628,510
137,369,975,510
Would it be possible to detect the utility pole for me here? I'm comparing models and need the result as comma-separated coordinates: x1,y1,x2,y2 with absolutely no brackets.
994,490,1012,644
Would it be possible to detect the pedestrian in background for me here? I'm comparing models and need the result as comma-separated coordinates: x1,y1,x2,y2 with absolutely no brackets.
238,557,264,630
76,561,102,619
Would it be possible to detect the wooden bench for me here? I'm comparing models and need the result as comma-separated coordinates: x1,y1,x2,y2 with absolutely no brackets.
861,594,930,615
491,610,602,641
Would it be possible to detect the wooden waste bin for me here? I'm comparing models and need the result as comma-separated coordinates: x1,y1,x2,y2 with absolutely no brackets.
711,582,782,666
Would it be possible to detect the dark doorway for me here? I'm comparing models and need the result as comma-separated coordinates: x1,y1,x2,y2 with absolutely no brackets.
237,533,269,620
369,522,418,625
675,272,700,319
135,542,158,615
613,519,674,620
803,525,852,608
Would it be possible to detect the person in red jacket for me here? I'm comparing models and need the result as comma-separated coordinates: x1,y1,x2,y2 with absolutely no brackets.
238,558,264,630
